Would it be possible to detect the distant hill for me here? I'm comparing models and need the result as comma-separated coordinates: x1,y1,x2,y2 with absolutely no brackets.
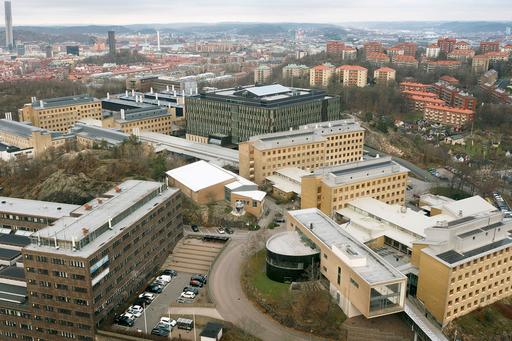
346,21,512,33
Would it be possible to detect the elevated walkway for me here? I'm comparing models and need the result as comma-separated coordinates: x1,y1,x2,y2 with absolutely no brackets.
139,132,239,167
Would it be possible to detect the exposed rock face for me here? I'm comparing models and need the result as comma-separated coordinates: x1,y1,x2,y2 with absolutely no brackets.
32,169,111,205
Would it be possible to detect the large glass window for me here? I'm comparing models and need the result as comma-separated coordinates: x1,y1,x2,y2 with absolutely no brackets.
369,282,402,315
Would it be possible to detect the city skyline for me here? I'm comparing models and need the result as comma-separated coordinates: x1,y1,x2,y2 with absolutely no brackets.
1,0,512,26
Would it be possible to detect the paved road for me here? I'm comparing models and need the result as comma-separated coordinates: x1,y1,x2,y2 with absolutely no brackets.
168,307,223,320
209,238,328,341
364,145,438,183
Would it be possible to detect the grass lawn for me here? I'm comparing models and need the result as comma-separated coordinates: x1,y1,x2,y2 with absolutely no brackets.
242,249,347,339
245,249,289,301
453,297,512,339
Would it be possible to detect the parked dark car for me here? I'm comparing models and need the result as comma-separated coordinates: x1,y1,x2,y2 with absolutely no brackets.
189,279,203,287
146,284,163,294
191,224,199,232
115,315,135,327
225,227,234,234
161,269,177,277
182,286,199,295
151,326,170,336
192,274,208,284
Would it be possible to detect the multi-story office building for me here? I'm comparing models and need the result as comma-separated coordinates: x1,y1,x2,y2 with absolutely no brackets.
282,64,310,79
4,0,13,51
0,119,71,156
239,119,365,184
102,91,185,135
335,65,368,88
438,38,457,53
479,41,500,54
254,65,272,84
0,197,79,234
301,156,408,216
424,105,475,129
309,63,335,87
19,95,102,133
71,123,129,149
0,180,182,341
414,211,512,326
185,84,342,144
107,31,116,55
334,195,508,327
373,67,396,86
426,43,440,59
365,52,390,66
286,208,407,318
431,81,477,110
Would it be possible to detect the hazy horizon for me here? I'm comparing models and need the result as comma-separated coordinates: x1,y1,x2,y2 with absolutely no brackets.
2,0,512,26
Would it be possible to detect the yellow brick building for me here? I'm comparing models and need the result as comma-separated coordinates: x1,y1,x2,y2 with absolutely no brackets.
301,156,408,216
0,119,70,156
239,119,365,184
414,212,512,326
19,95,102,133
101,107,176,135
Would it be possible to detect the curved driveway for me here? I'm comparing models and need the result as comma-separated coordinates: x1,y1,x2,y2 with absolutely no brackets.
209,239,328,341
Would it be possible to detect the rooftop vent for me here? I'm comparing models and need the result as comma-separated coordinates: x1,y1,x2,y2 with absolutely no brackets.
84,204,92,211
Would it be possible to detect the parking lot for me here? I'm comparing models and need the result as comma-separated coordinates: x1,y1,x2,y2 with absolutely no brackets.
113,270,209,337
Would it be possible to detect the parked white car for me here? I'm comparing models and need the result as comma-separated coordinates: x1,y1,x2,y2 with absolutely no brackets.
128,305,143,318
139,292,156,302
180,291,196,299
156,275,172,284
159,317,177,328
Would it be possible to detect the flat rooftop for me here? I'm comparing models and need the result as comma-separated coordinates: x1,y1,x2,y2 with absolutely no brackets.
310,156,408,186
0,196,80,220
32,95,98,109
0,248,21,261
26,180,178,257
266,231,319,257
0,119,46,138
0,266,25,280
167,160,236,192
0,283,27,305
195,84,332,108
437,238,512,264
71,123,129,145
289,209,406,284
0,234,30,248
249,119,364,150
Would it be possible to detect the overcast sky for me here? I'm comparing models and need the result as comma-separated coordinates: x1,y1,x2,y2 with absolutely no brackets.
5,0,512,26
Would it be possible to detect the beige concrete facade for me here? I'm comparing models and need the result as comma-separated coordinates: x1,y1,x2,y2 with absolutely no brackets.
301,157,408,216
287,209,407,319
239,119,365,184
20,96,102,133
